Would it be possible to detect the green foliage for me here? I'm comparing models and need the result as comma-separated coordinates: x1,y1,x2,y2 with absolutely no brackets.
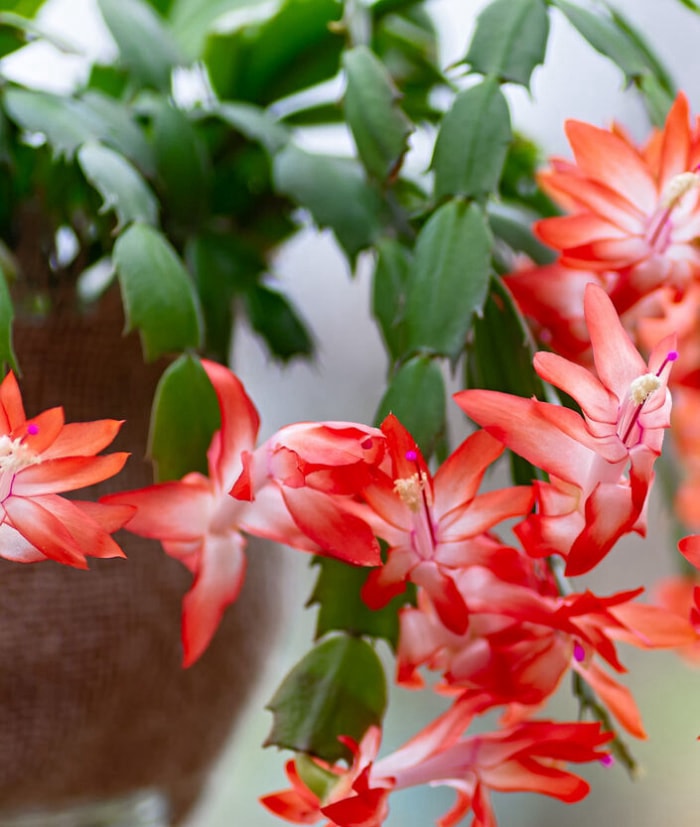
343,45,413,181
3,88,98,160
77,142,159,231
550,0,678,123
204,0,343,104
466,276,543,398
404,200,492,358
187,232,261,361
152,101,211,227
489,209,556,265
244,284,314,362
265,633,387,763
3,87,155,170
148,353,220,482
464,0,550,87
375,355,446,457
213,102,289,154
167,0,255,58
0,262,16,373
80,91,156,174
371,238,412,362
97,0,182,91
309,556,410,651
371,4,445,122
499,132,559,217
432,77,512,201
113,224,202,361
273,144,383,260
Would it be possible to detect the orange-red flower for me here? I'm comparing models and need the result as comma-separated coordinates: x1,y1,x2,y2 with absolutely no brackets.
535,93,700,308
105,361,386,665
262,701,612,827
456,284,676,575
0,370,132,568
347,416,533,635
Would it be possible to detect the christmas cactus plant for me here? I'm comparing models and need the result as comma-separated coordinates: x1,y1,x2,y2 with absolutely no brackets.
2,0,700,824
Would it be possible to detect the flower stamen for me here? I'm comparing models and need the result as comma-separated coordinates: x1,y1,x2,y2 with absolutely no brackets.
647,171,700,250
394,472,429,513
621,350,677,445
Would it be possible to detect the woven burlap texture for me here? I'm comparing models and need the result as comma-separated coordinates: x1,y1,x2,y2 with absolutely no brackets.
0,287,281,824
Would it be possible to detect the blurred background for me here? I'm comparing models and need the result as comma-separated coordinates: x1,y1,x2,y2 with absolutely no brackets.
4,0,700,824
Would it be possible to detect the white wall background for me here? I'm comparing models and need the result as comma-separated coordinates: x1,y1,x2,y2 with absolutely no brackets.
5,1,700,825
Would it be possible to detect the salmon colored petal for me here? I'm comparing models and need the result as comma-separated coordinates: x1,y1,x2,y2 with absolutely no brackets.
575,661,646,738
584,284,648,396
583,236,651,264
678,533,700,570
281,486,381,566
321,786,390,827
200,359,260,490
101,478,213,541
538,171,645,231
609,602,697,648
260,789,321,825
19,407,65,453
14,453,130,495
533,352,617,424
564,483,637,576
440,487,534,540
0,522,46,563
433,430,503,518
74,499,136,532
412,563,469,635
565,120,658,211
534,213,627,250
436,789,472,827
361,545,415,609
33,494,127,559
4,495,87,568
181,531,247,666
658,92,692,189
453,390,594,484
40,419,124,459
477,757,587,803
381,413,429,480
237,483,321,554
0,371,25,432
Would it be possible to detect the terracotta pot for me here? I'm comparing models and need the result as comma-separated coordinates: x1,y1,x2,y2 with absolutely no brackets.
0,286,281,823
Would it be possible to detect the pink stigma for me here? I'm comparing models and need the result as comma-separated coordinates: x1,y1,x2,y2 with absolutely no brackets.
600,754,614,768
27,423,39,435
667,350,679,362
573,642,585,663
405,450,418,462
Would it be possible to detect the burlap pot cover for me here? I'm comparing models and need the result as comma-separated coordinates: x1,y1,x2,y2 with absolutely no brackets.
0,286,281,823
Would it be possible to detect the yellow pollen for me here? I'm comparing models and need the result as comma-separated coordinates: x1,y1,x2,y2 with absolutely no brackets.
0,435,39,475
393,472,429,512
660,171,700,209
629,373,661,405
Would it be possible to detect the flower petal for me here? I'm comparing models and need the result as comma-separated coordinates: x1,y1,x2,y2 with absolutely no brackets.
101,478,213,541
14,453,130,495
282,486,381,566
40,419,124,459
181,531,247,666
3,495,87,567
565,119,658,211
200,359,260,490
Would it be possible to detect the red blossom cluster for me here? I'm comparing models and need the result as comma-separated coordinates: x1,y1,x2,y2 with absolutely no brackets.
13,92,700,826
102,287,697,823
